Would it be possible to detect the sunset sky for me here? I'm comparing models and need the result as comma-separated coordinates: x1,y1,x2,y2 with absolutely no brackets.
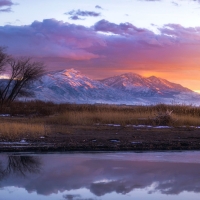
1,0,200,92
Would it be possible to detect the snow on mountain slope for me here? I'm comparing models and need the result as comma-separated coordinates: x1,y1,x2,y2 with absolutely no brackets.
101,73,191,97
14,69,200,105
29,69,128,103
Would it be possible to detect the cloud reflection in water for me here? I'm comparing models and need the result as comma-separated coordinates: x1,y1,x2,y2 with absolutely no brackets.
0,152,200,198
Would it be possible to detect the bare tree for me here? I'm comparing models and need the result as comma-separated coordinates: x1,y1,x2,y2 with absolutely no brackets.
0,47,45,105
0,47,10,73
0,155,41,179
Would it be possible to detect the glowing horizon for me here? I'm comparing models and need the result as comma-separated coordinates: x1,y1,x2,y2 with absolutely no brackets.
1,0,200,91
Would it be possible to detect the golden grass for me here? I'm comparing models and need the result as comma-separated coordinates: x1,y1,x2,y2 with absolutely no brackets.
1,101,200,140
45,111,152,126
0,122,49,139
44,107,200,127
172,114,200,127
2,101,200,118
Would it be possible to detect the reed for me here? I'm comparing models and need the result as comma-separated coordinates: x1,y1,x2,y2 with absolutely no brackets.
0,122,49,139
1,101,200,118
1,101,200,139
45,111,151,126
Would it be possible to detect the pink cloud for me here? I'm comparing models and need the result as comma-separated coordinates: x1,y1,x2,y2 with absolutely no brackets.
1,18,200,89
94,19,149,35
0,19,102,60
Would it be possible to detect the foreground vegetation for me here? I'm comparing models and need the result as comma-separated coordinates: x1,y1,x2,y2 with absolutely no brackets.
0,101,200,139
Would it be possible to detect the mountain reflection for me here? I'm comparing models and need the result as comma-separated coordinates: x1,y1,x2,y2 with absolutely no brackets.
0,155,41,180
1,153,200,197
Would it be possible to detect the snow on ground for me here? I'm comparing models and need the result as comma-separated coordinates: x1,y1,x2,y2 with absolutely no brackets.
98,124,200,129
0,114,10,117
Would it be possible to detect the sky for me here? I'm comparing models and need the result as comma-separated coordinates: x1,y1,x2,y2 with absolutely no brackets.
1,0,200,92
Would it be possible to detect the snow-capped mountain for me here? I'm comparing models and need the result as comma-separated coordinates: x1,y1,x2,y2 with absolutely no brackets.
101,73,191,97
17,69,200,105
29,69,127,104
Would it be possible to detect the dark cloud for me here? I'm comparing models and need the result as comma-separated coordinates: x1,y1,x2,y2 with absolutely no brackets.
69,15,82,20
0,0,14,12
172,1,179,6
63,194,81,200
63,194,96,200
0,0,13,7
95,5,102,9
66,9,101,18
94,19,149,35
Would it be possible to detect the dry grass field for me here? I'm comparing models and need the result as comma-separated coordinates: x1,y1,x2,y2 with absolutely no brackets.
0,101,200,139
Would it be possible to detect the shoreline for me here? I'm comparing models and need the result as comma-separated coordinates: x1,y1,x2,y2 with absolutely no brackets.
1,125,200,152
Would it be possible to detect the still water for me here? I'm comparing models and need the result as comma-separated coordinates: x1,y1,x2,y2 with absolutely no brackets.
0,151,200,200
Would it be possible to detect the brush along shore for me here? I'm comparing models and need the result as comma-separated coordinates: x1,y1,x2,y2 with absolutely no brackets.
1,101,200,151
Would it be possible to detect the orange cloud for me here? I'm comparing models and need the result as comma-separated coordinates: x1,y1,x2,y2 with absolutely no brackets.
1,19,200,91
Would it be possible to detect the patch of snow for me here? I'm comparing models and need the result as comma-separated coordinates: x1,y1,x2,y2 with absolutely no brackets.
2,144,54,148
101,124,200,129
179,126,199,129
4,145,30,148
126,125,152,128
0,141,29,145
127,124,172,129
153,126,172,129
0,114,10,117
131,142,142,144
110,139,120,143
133,125,146,127
105,124,121,127
0,142,14,144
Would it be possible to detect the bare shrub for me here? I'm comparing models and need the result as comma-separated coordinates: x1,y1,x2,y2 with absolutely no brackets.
152,110,173,126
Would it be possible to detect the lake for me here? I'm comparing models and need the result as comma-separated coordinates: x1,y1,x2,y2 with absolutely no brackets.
0,151,200,200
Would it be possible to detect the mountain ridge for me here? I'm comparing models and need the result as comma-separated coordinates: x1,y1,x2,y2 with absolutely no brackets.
100,72,191,93
1,68,200,105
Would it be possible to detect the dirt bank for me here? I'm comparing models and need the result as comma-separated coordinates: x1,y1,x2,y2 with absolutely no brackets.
1,125,200,152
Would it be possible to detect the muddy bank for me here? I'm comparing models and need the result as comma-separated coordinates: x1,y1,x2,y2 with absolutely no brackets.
0,125,200,152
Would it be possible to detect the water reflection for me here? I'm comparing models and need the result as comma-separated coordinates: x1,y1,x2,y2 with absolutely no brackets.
1,152,200,199
0,155,41,180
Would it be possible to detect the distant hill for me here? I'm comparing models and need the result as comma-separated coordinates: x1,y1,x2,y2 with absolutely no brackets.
2,68,200,105
100,72,191,97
